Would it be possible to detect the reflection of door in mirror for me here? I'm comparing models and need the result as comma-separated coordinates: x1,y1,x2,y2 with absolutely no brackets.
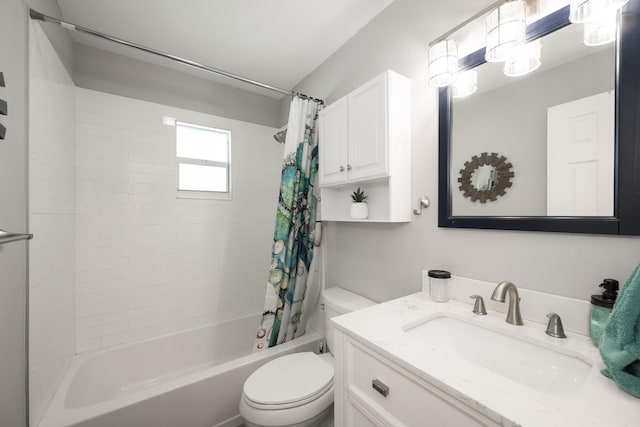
547,91,614,216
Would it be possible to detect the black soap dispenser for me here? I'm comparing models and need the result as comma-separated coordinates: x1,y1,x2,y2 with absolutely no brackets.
589,279,619,346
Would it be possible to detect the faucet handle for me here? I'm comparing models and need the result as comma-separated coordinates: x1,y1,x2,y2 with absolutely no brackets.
469,295,487,315
545,313,567,338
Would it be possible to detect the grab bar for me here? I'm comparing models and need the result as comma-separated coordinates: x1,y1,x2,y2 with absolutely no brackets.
0,229,33,245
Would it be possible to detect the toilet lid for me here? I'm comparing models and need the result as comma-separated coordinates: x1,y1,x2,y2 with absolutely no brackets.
243,352,333,406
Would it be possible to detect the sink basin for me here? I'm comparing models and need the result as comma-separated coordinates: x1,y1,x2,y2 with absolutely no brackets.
403,314,592,395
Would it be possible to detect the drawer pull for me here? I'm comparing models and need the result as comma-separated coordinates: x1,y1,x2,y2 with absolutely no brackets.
372,379,389,397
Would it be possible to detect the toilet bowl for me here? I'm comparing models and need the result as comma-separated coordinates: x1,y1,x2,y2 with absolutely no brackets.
239,288,375,427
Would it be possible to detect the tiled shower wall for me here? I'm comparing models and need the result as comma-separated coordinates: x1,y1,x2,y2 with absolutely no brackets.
29,23,76,424
75,88,282,352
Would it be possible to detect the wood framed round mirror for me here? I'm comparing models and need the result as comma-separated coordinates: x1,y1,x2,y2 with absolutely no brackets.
457,152,514,203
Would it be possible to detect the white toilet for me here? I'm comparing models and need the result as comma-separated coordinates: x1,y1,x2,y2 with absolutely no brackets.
239,287,375,427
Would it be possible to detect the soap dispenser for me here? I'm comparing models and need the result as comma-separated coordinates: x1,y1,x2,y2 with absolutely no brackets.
589,278,619,346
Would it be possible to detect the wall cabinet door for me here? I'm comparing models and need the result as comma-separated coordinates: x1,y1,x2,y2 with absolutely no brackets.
318,96,349,186
348,73,388,182
318,73,390,188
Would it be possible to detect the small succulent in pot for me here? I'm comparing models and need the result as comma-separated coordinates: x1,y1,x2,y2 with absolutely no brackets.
351,187,367,203
350,187,369,219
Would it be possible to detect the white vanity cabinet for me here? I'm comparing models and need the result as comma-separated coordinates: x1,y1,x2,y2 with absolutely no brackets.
333,329,500,427
318,70,411,222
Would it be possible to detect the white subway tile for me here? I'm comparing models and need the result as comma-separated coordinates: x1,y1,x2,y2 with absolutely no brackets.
76,338,100,353
73,89,281,351
77,326,101,341
76,315,100,330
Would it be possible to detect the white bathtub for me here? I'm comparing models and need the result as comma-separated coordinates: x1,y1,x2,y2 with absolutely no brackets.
39,314,322,427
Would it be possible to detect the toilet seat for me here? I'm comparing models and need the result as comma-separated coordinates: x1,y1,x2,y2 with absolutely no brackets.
243,352,333,410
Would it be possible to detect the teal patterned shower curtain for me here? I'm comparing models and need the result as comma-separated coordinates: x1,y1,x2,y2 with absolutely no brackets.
254,96,323,350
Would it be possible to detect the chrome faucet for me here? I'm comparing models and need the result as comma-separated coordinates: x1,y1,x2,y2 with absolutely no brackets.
490,281,524,325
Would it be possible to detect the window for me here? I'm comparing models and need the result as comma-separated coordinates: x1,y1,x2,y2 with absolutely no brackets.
176,121,231,200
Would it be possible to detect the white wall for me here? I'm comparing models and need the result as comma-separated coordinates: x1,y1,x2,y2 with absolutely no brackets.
74,89,282,352
0,1,73,424
28,0,75,78
293,0,640,302
0,1,29,425
74,43,283,128
28,22,77,425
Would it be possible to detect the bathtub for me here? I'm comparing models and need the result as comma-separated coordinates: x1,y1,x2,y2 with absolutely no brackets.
39,314,322,427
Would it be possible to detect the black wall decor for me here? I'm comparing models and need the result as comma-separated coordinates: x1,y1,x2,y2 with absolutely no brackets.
0,71,5,140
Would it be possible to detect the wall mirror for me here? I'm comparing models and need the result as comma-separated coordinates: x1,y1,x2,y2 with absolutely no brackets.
439,2,640,234
458,152,514,203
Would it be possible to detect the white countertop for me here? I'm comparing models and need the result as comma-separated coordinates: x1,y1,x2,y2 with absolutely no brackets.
332,292,640,427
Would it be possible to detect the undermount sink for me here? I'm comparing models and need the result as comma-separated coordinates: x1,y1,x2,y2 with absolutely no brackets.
403,314,593,395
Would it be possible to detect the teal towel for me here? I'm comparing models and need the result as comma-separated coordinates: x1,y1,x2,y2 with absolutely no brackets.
599,262,640,397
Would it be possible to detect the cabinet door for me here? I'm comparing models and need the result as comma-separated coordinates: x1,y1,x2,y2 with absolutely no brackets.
345,339,491,427
318,96,349,187
345,396,386,427
348,73,388,182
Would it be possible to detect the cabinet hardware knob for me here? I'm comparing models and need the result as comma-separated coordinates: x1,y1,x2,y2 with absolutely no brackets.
372,379,389,397
339,166,345,172
347,164,352,171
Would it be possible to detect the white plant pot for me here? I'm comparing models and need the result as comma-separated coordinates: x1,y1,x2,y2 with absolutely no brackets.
350,202,369,219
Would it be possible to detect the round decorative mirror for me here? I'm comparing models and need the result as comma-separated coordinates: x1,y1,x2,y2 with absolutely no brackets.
458,152,514,203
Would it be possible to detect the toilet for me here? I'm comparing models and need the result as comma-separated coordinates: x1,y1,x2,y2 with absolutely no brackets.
239,287,375,427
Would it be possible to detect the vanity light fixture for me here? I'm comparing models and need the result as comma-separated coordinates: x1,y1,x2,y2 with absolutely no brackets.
504,39,542,77
583,12,618,45
485,0,528,63
569,0,629,23
452,70,478,97
428,40,458,88
427,0,510,88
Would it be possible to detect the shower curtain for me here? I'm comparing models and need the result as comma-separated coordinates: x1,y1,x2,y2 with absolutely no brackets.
254,96,323,350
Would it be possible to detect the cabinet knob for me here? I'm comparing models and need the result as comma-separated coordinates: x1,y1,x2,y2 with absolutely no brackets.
347,164,352,171
339,166,345,172
372,379,389,397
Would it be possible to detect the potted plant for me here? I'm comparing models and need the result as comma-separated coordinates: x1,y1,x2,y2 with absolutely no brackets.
350,187,368,219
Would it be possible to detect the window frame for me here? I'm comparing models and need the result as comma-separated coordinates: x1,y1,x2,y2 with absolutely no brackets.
175,121,232,201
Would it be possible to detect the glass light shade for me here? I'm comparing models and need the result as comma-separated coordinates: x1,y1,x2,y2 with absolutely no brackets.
504,39,542,77
428,40,458,87
569,0,629,23
452,70,478,98
485,0,527,63
583,13,617,45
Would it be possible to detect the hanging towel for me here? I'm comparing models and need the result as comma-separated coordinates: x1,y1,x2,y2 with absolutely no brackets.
599,262,640,397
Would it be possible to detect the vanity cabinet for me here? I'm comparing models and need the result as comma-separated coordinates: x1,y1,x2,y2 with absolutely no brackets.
318,70,411,222
333,329,500,427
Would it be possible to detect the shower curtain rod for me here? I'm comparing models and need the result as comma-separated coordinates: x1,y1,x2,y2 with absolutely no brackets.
29,9,324,104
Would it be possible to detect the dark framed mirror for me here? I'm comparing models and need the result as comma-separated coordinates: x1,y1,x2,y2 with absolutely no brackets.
439,1,640,235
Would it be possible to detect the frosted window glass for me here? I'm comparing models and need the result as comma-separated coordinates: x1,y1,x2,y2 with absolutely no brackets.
178,164,227,192
176,123,229,162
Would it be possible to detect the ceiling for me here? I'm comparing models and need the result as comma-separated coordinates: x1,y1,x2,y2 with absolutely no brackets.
56,0,396,98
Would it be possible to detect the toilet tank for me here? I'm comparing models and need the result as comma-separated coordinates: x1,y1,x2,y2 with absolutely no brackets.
322,287,376,352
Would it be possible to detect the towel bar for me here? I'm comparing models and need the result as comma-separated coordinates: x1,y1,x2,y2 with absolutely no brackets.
0,229,34,245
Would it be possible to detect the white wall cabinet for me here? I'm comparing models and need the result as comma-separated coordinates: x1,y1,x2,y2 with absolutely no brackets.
333,329,501,427
318,70,411,222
